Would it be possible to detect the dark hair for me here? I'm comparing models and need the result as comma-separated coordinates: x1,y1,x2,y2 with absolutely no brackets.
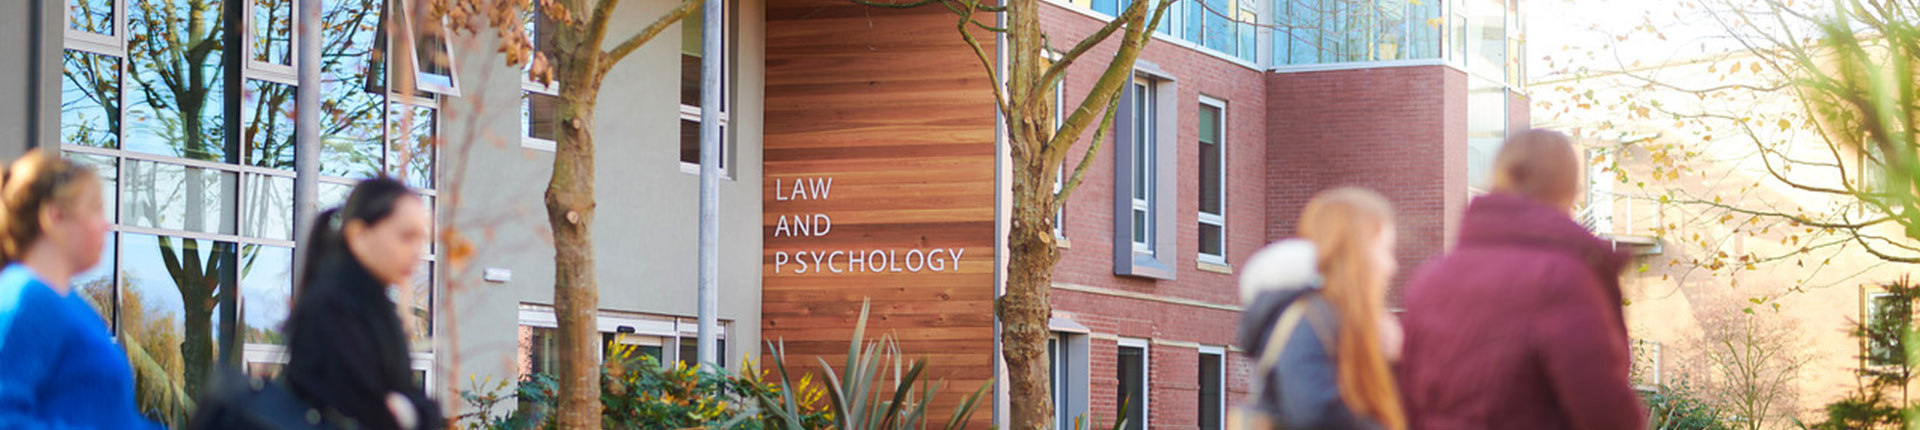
0,150,99,264
298,176,418,289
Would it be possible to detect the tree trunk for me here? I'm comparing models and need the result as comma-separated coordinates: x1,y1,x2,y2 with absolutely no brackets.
546,52,605,430
1002,151,1060,430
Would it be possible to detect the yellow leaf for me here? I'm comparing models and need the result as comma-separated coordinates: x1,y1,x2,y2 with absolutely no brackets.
1750,62,1761,73
1778,119,1791,131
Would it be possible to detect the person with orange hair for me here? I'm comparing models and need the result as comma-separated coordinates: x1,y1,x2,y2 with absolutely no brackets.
1234,187,1406,430
1398,129,1646,430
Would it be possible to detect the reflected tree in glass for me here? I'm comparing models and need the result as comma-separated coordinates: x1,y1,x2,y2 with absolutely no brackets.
61,50,122,148
319,0,387,178
119,233,235,427
244,80,296,169
126,0,228,162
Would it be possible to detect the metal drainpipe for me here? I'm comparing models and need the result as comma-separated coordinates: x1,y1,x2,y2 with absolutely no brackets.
293,0,321,292
695,0,725,369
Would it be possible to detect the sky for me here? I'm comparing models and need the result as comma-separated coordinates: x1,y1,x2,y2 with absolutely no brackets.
1526,0,1793,83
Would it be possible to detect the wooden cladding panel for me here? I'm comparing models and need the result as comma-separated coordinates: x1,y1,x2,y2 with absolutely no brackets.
763,2,997,427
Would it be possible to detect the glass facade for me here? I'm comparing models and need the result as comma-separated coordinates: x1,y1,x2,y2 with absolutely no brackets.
60,0,442,426
1274,0,1443,65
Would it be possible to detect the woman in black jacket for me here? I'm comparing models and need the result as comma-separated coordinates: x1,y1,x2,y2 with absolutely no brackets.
280,177,442,430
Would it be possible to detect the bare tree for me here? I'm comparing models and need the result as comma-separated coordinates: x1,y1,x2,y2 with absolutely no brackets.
1681,298,1813,430
427,0,700,427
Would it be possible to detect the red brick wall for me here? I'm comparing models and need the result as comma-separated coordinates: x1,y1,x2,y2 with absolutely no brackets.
1040,3,1268,429
1264,65,1471,292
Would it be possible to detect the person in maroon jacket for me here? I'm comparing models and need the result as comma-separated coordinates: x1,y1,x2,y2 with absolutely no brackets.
1398,129,1647,430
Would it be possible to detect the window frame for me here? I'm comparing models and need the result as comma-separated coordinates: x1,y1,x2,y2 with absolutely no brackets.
1047,50,1068,241
396,4,462,97
1197,346,1227,430
1196,96,1227,265
1629,339,1662,392
244,0,298,81
520,1,561,152
516,305,731,371
63,0,446,394
1130,77,1155,253
1112,70,1178,280
1868,292,1905,367
676,0,733,178
1116,338,1151,430
1048,330,1091,429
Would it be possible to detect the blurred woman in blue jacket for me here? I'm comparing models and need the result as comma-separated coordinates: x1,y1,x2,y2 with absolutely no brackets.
0,150,160,429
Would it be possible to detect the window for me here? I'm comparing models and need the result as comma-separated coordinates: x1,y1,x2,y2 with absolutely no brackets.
1198,348,1225,430
1114,73,1176,280
1116,339,1149,430
1629,339,1662,391
1275,0,1445,66
61,0,444,422
516,305,730,375
1197,98,1226,264
1130,78,1156,254
1046,52,1068,241
521,0,561,151
678,4,731,176
1049,332,1090,429
1465,76,1507,192
1465,0,1507,80
1868,292,1908,367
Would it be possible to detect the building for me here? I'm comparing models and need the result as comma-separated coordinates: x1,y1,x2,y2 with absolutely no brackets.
0,0,1524,428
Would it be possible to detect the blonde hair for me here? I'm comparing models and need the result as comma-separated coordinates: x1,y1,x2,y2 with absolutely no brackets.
1297,187,1405,430
1491,129,1582,209
0,150,99,263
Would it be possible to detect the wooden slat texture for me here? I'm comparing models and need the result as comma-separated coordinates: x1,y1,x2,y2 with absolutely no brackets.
763,2,998,428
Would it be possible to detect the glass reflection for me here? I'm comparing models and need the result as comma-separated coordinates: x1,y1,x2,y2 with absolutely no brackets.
67,153,118,223
119,233,234,427
244,79,297,169
69,0,117,36
77,234,117,326
126,0,229,162
389,103,435,188
1466,77,1507,190
124,159,239,235
1275,0,1445,66
319,0,387,178
240,244,293,344
396,260,432,347
61,50,121,149
241,174,294,240
252,0,294,65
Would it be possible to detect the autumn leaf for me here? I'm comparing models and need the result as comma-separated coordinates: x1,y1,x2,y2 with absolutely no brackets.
1778,119,1791,131
1750,62,1761,73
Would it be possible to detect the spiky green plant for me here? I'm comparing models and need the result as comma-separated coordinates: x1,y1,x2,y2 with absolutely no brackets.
760,299,989,430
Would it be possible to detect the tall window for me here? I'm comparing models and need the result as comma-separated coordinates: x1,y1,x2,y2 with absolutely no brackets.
1197,98,1226,264
521,0,560,151
1465,76,1507,192
61,0,444,423
1117,340,1149,430
1869,292,1909,367
1198,349,1225,430
1049,335,1068,429
678,4,730,175
1048,53,1068,240
1130,78,1156,254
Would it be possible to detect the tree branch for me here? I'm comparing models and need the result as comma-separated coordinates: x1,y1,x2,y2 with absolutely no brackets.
1054,82,1124,209
603,0,702,67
